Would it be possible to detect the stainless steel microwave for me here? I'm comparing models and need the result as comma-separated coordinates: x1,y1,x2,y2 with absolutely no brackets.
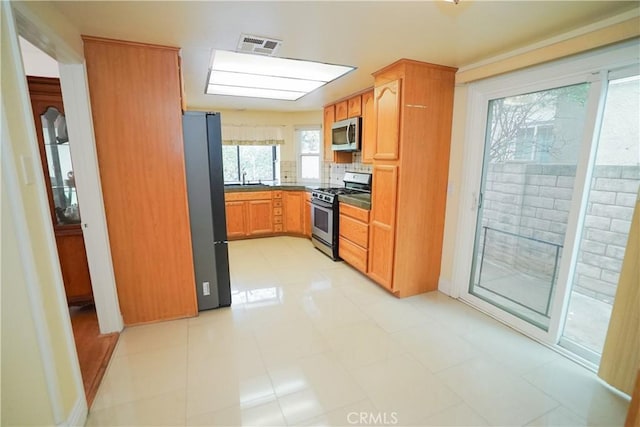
331,117,361,152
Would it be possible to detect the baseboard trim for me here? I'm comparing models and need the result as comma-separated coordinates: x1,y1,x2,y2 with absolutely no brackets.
438,277,452,296
62,396,87,427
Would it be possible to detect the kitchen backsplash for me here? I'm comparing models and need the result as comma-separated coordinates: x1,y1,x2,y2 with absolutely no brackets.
279,160,297,183
327,152,373,186
280,152,372,185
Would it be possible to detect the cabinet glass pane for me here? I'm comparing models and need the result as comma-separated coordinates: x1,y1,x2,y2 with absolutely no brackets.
41,107,80,225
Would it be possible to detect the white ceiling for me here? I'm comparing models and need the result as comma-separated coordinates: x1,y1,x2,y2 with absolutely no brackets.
51,1,638,112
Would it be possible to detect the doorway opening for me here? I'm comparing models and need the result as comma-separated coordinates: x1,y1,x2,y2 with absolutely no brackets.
20,36,118,407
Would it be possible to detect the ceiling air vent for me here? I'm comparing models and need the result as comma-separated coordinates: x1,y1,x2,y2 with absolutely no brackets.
237,34,282,56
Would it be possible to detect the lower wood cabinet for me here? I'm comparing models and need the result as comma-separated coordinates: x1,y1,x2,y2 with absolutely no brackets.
225,191,274,238
225,190,308,239
339,203,370,275
225,201,247,238
367,164,398,290
284,191,304,234
247,200,274,235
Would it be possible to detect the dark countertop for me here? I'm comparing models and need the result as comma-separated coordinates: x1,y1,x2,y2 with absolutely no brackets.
338,193,371,210
224,183,315,193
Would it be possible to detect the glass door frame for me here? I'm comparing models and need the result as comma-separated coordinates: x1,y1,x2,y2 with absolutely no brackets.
450,40,640,360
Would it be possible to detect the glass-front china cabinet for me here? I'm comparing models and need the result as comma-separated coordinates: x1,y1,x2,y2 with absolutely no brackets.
27,76,93,305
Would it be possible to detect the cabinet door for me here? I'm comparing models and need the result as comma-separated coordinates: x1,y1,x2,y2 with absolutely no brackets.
348,95,362,118
247,199,273,235
361,90,376,164
335,100,348,121
324,105,351,164
374,79,401,160
284,191,304,234
323,105,335,161
225,201,247,238
368,165,398,289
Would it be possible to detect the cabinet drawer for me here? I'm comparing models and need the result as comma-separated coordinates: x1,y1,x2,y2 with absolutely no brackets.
273,200,283,208
273,207,283,216
272,191,282,199
274,224,283,232
339,202,370,223
225,191,272,202
339,214,369,248
304,192,312,202
274,216,283,224
339,238,367,274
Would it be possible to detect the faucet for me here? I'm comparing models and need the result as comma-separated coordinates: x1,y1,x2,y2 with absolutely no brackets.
242,170,247,185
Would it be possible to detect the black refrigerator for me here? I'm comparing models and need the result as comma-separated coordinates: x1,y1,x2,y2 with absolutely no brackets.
182,111,231,310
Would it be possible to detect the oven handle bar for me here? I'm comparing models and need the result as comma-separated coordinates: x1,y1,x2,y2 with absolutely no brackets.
311,198,334,209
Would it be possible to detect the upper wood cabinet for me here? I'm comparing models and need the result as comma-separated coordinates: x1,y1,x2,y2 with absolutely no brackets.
361,90,376,164
374,79,401,161
323,105,352,164
335,100,348,121
83,36,197,325
348,95,362,118
323,105,335,161
367,59,457,297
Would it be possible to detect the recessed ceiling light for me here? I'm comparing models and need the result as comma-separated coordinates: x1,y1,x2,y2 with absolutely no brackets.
206,50,355,101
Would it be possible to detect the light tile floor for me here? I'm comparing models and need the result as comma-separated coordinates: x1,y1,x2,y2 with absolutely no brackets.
87,237,629,426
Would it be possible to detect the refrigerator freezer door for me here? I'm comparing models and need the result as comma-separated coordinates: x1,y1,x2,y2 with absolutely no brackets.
182,111,231,311
214,241,231,307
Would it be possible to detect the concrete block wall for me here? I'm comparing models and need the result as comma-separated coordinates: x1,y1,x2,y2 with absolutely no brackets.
576,165,639,302
481,162,639,303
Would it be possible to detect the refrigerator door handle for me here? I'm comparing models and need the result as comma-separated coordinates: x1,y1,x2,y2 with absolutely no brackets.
214,241,228,244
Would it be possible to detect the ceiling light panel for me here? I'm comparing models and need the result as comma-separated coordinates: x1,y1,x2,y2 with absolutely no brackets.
209,71,325,93
207,84,306,101
206,50,355,100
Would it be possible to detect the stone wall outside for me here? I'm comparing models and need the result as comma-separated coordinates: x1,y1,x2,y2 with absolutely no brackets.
481,162,639,303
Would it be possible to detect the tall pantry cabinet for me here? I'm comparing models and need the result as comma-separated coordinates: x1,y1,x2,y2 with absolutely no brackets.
368,59,457,297
83,37,197,324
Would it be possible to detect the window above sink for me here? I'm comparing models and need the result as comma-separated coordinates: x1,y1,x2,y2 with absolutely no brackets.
222,145,279,184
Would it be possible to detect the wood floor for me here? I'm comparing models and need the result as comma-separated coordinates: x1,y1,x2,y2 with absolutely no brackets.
69,304,118,407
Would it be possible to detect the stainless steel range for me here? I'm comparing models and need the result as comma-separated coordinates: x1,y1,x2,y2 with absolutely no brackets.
311,171,372,260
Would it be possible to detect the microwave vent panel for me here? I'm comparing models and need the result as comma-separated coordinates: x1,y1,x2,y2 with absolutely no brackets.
237,34,282,56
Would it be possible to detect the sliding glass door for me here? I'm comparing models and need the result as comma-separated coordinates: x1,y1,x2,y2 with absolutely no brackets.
457,41,639,366
469,83,590,331
560,71,640,363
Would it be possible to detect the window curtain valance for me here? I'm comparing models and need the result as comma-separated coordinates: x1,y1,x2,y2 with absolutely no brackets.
221,125,285,146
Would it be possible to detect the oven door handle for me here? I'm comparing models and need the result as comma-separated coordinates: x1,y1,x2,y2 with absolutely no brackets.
311,199,334,209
